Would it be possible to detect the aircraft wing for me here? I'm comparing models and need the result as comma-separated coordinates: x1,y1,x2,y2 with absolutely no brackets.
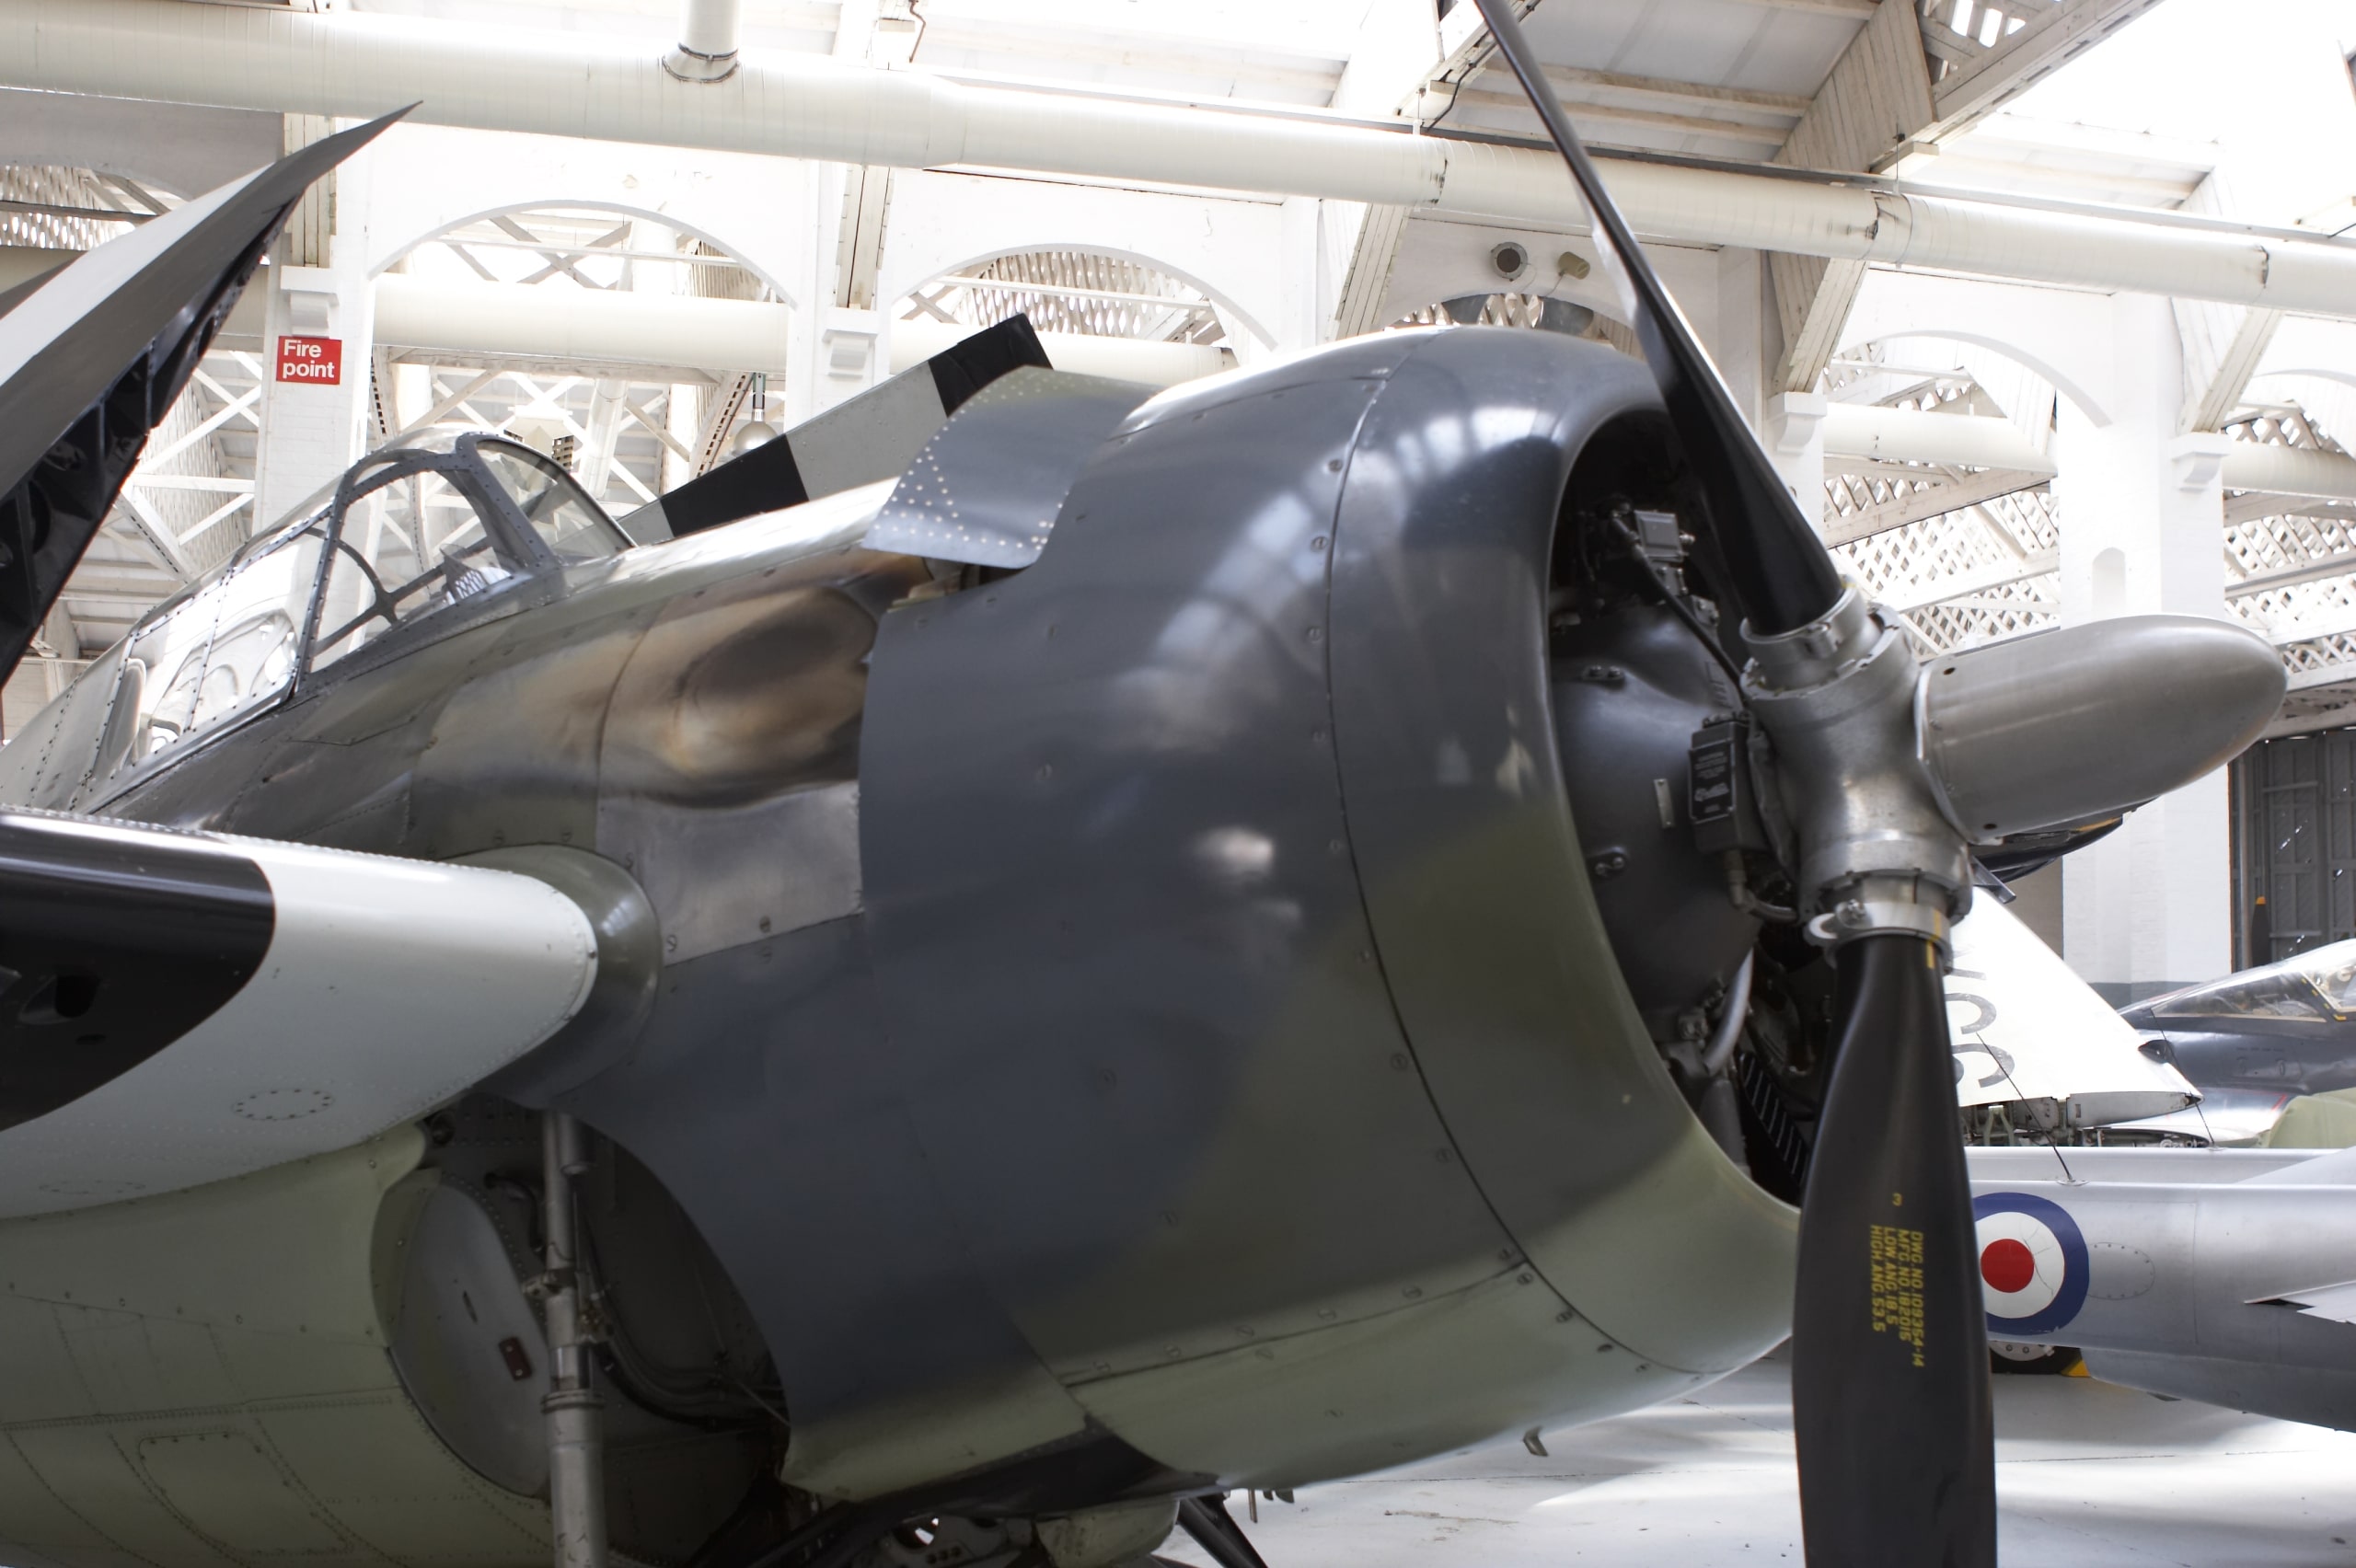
2253,1281,2356,1324
0,808,602,1218
618,314,1055,542
1947,887,2199,1125
0,110,405,686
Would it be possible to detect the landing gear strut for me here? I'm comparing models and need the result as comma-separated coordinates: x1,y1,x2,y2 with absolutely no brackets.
1174,1495,1269,1568
540,1112,609,1568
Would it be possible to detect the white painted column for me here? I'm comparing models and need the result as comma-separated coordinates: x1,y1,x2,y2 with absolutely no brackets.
1716,245,1833,527
1763,392,1827,521
252,133,377,531
1273,195,1325,361
2057,293,2233,1003
1712,247,1766,435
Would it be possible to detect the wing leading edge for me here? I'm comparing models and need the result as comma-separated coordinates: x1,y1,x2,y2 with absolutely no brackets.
0,808,601,1217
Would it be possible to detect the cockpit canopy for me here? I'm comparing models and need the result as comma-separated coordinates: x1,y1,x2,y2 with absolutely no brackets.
0,430,627,813
2140,939,2356,1025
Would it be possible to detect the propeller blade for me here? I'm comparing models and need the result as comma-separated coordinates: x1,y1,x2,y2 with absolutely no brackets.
1465,7,1998,1566
1465,0,1839,636
1792,936,1995,1566
0,106,412,683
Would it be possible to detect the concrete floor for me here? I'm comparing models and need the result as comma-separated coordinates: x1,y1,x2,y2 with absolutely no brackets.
1161,1354,2356,1567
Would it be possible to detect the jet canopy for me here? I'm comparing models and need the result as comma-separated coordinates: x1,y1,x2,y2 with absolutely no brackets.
2141,940,2356,1025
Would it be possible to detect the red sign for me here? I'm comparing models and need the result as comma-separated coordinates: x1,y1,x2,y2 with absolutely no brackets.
275,334,342,385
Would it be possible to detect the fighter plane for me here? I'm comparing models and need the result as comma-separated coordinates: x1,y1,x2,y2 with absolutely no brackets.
0,10,2292,1568
2115,939,2356,1143
1969,1141,2356,1424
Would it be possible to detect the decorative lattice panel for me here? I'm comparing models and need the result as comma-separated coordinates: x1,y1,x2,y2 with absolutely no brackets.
904,251,1224,344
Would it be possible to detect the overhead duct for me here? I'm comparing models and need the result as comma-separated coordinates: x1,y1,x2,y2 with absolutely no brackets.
372,273,791,377
370,275,1230,388
2210,442,2356,504
1820,405,2057,475
0,248,1236,387
6,0,2356,319
664,0,739,83
1820,403,2356,502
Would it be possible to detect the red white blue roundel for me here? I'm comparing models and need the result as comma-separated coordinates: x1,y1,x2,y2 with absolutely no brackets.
1972,1192,2089,1336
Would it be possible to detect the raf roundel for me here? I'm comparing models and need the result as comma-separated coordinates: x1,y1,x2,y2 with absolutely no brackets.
1971,1192,2090,1337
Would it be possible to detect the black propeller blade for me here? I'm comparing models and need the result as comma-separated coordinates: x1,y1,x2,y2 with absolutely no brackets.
1464,4,1994,1563
1794,935,1994,1564
0,106,413,685
1461,0,1836,639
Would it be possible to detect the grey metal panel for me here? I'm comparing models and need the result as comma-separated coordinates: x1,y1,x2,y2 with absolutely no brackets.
864,370,1149,568
1320,327,1793,1375
381,1177,551,1497
546,917,1093,1501
857,333,1528,1387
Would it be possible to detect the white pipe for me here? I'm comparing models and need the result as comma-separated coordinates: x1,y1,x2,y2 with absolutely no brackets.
665,0,739,82
373,275,1236,386
1822,403,2356,502
679,0,738,62
9,0,2356,318
2214,442,2356,503
1821,405,2057,474
373,273,791,376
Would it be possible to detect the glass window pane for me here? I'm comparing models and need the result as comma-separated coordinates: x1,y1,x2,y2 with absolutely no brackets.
189,525,323,735
94,596,222,784
2154,968,2330,1021
310,467,514,672
2296,942,2356,1014
475,443,627,565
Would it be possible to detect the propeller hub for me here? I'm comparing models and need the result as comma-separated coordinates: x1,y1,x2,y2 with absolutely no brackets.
1741,588,1970,947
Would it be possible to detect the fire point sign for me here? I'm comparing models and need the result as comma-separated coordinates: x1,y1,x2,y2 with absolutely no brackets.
276,335,342,385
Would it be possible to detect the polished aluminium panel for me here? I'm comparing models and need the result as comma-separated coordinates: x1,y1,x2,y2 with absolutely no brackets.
595,499,930,964
1969,1151,2356,1432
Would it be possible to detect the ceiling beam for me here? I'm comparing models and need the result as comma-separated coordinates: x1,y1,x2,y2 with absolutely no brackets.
1323,0,1455,340
1725,0,1877,15
2177,167,2287,433
1539,64,1810,118
1767,0,1935,391
1926,0,2171,133
1454,86,1790,145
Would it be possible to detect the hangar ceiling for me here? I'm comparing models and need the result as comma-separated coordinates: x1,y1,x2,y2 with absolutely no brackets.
1,0,2353,741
